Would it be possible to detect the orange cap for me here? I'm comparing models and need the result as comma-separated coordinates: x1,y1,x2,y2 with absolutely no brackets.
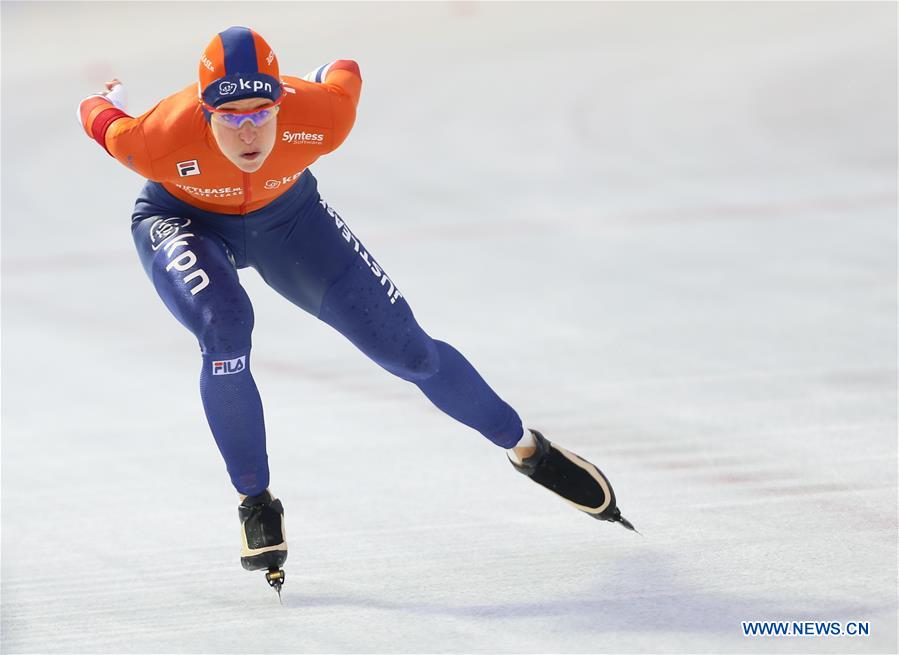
199,27,282,107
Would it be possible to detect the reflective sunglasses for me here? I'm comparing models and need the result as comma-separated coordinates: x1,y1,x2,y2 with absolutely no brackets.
203,97,282,129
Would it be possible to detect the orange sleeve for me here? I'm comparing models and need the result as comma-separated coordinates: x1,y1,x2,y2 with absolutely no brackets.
304,59,362,108
78,95,155,178
315,60,362,154
104,112,156,179
323,60,362,108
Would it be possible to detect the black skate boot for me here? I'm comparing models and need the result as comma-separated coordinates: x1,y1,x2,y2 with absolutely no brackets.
509,430,636,531
238,490,288,597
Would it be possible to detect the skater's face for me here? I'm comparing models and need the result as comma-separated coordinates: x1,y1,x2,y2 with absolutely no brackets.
209,97,280,173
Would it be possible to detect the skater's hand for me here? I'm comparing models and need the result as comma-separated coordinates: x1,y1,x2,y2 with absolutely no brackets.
77,78,127,126
99,79,127,111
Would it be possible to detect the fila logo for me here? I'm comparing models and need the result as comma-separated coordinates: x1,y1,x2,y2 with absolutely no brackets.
212,356,246,376
177,160,200,177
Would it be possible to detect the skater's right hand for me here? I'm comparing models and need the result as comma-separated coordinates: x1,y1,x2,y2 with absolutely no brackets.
76,78,128,128
99,79,127,111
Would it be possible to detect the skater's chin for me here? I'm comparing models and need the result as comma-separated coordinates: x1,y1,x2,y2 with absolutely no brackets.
233,156,266,173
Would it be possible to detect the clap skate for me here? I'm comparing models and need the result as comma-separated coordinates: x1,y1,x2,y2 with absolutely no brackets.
509,430,636,531
238,490,288,600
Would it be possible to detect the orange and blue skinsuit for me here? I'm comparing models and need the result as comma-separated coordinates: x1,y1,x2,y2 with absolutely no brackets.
78,62,361,214
79,27,523,496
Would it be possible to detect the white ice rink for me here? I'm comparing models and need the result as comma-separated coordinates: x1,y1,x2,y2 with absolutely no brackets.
2,2,896,653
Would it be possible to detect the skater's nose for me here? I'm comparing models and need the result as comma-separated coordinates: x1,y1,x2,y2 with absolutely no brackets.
237,123,257,144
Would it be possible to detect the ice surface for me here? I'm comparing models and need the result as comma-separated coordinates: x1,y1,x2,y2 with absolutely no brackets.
1,2,896,653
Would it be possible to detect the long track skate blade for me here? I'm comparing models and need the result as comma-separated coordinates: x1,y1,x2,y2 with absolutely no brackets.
615,513,639,534
265,568,285,604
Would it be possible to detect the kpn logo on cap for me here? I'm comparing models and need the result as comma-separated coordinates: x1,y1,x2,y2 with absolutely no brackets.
199,26,282,108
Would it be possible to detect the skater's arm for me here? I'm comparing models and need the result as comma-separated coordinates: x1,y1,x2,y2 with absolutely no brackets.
78,79,130,155
78,79,157,178
302,60,361,153
302,59,362,108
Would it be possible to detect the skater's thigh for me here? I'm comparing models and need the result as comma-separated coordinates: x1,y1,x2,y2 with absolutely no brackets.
249,196,435,375
131,215,254,353
312,204,438,379
256,197,406,314
248,196,361,316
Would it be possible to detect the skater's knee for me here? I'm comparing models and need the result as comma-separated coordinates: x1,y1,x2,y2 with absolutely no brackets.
197,294,255,354
383,336,440,382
